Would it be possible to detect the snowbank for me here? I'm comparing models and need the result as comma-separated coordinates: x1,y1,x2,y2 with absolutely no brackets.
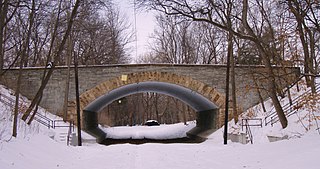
102,122,196,139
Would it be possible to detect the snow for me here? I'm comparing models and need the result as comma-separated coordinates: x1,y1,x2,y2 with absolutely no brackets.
1,132,319,169
103,122,196,139
1,81,320,169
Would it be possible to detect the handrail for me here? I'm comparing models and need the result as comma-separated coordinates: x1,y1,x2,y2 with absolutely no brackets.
0,91,75,145
241,118,262,131
266,82,320,121
34,113,54,128
242,119,253,144
66,121,74,145
282,75,304,94
0,92,74,130
265,81,320,126
53,120,75,131
34,116,52,128
0,93,15,107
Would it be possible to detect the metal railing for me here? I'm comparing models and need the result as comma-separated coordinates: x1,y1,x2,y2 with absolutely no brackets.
0,92,76,145
241,119,254,144
0,92,74,131
0,92,16,107
265,82,320,126
34,113,54,128
53,120,75,131
241,118,263,130
282,75,304,95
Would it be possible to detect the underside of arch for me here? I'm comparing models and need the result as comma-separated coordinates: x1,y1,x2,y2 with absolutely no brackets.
83,81,219,143
77,71,226,111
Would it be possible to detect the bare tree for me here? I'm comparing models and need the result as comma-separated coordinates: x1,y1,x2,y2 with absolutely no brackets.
193,22,225,64
288,0,319,93
150,14,198,63
226,0,238,123
22,0,81,122
72,3,132,65
136,0,289,128
242,0,288,128
0,0,9,78
138,21,225,65
12,0,36,137
0,0,19,77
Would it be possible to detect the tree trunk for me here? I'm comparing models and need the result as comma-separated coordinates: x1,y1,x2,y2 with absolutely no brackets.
242,0,287,128
269,77,288,128
288,0,314,89
0,0,9,78
27,96,41,125
258,88,267,113
259,46,288,128
22,0,81,122
12,66,22,137
13,0,36,136
223,31,231,144
252,72,267,112
62,36,72,120
258,48,288,128
306,28,316,93
287,87,293,106
74,49,82,146
229,33,238,123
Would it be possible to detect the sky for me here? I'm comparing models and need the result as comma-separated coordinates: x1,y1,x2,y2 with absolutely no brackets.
113,0,157,59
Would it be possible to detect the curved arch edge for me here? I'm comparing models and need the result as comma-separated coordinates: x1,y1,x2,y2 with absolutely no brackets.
82,81,220,143
84,81,218,113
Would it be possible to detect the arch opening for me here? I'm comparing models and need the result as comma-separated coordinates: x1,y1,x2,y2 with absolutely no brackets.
83,81,219,143
98,93,197,127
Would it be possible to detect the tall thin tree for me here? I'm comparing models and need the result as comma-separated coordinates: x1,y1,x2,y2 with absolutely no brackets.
22,0,81,122
13,0,36,137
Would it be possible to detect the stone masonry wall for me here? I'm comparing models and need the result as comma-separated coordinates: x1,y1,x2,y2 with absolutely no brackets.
0,64,300,127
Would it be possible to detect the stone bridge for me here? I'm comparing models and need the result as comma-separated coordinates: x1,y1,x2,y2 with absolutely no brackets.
1,64,300,130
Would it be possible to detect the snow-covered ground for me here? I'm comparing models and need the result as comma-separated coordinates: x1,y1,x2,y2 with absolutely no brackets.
0,81,320,169
103,122,196,140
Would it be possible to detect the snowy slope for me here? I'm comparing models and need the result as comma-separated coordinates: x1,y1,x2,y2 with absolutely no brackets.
0,84,74,143
237,79,320,143
1,81,320,169
0,85,53,141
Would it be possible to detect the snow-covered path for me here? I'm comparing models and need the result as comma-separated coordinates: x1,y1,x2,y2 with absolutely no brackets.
0,133,319,169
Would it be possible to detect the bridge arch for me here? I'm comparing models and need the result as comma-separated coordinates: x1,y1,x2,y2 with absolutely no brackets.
84,81,218,113
76,71,225,111
68,71,226,143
